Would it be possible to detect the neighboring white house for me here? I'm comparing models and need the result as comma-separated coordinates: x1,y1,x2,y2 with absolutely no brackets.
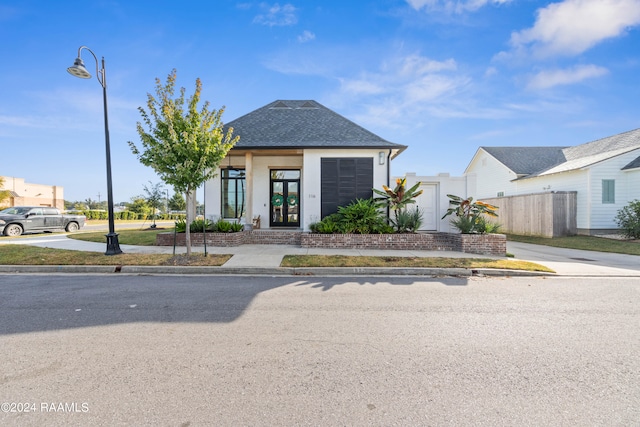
204,100,406,231
465,128,640,235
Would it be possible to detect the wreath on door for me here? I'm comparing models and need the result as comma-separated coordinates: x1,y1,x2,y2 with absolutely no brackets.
271,194,284,207
287,194,298,206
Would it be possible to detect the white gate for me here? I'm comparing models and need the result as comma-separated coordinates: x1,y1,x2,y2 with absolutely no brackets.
415,184,437,230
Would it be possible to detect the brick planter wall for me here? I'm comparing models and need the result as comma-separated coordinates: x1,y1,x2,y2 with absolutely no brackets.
156,231,506,256
300,232,506,256
155,230,303,247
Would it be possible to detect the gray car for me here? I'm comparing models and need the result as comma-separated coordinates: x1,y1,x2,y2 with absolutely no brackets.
0,206,86,236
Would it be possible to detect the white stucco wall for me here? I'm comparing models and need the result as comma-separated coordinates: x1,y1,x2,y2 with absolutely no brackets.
399,172,475,232
205,150,390,231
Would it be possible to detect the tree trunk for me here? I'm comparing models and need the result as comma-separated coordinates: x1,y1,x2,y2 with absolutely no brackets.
185,190,196,256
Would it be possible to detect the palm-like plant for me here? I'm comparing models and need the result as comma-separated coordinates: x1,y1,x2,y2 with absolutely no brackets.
441,194,499,233
374,178,424,230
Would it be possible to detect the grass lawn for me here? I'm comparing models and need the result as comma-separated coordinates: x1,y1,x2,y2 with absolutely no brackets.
507,234,640,256
0,244,231,266
281,255,554,272
70,228,169,246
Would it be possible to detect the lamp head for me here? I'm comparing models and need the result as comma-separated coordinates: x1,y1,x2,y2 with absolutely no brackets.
67,57,91,79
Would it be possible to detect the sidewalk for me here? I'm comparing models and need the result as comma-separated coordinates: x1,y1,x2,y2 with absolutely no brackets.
1,234,639,277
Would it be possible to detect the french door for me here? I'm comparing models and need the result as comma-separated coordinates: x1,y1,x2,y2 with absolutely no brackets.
270,170,300,227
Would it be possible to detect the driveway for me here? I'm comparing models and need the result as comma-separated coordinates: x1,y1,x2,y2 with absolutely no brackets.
507,241,640,276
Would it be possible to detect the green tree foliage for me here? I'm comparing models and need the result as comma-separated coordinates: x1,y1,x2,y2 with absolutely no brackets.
168,191,186,212
615,199,640,239
128,69,239,254
128,196,152,218
143,182,165,212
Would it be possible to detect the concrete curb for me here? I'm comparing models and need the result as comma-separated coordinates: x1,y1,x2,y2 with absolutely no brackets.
0,265,554,277
0,265,119,274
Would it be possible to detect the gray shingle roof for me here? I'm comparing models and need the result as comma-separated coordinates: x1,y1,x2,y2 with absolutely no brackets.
481,127,640,178
563,127,640,161
481,146,568,176
226,100,406,152
622,155,640,171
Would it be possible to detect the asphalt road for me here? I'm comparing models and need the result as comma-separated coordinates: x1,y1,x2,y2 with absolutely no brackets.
1,274,638,426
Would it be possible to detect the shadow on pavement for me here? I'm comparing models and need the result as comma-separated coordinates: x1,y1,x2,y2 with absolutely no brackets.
0,274,468,335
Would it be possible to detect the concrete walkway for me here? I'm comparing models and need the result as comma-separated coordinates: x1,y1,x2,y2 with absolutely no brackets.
1,234,639,277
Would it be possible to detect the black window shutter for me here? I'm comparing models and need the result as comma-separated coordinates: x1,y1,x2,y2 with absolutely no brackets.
321,157,373,218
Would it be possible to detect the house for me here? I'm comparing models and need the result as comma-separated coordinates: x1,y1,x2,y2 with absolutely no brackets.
0,176,64,210
465,128,640,235
203,100,406,231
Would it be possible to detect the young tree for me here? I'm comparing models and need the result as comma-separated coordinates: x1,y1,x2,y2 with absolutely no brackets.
143,181,165,227
129,69,239,254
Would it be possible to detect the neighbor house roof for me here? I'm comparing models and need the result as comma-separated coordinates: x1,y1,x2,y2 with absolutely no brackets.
476,128,640,180
481,147,568,177
226,100,406,155
622,155,640,171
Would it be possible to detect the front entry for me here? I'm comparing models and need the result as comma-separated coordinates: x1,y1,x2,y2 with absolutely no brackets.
270,170,300,227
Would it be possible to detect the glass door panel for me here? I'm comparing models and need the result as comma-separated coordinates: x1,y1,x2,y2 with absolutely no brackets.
270,170,300,227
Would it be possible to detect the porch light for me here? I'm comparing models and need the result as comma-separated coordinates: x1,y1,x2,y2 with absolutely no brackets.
379,151,386,165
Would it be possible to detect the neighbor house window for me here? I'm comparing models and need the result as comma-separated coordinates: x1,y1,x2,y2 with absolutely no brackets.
221,169,246,218
602,179,615,204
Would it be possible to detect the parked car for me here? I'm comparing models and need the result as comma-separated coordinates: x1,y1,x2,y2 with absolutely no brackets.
0,206,86,236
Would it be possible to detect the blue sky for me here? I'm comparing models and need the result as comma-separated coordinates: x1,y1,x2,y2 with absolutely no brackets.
1,0,640,203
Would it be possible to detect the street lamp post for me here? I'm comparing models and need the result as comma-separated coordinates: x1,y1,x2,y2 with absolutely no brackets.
67,46,122,255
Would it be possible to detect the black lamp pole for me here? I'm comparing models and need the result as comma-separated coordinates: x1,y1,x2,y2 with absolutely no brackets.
67,46,122,255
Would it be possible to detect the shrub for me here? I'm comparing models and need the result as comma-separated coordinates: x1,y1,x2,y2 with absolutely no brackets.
175,218,243,233
395,207,423,233
175,217,187,232
189,218,212,232
615,200,640,239
229,222,244,232
337,198,388,234
373,178,424,231
442,194,499,234
310,215,340,234
309,199,391,234
214,219,232,232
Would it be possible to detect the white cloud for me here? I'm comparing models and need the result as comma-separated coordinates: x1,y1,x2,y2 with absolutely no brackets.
333,54,479,128
253,3,297,27
341,55,460,99
510,0,640,58
297,30,315,43
406,0,511,13
527,64,609,89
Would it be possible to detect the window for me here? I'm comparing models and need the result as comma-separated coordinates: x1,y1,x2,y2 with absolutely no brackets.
221,169,246,218
602,179,615,204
